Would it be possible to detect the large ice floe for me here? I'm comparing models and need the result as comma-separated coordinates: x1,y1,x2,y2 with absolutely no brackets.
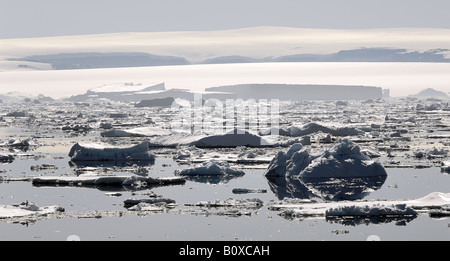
32,174,185,190
265,139,387,179
272,192,450,225
0,201,64,220
68,141,155,162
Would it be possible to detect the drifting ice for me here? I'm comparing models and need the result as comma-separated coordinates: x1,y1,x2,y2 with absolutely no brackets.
265,139,387,178
68,141,155,162
176,160,245,176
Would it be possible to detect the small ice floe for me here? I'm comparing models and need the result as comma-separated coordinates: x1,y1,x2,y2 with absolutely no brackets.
0,153,14,163
176,160,245,177
325,203,417,218
32,175,185,189
62,124,92,132
68,141,155,162
123,197,176,209
187,198,263,210
0,201,64,220
265,139,387,179
441,161,450,173
232,188,268,194
105,192,122,197
287,122,363,137
6,138,38,149
30,164,57,171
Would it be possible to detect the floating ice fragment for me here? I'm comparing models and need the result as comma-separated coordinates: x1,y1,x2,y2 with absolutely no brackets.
68,141,155,162
176,160,245,176
265,139,387,178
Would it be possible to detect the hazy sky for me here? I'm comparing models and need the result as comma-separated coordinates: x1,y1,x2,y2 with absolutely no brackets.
2,0,450,38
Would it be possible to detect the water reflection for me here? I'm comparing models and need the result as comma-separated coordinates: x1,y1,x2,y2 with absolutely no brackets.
266,175,387,201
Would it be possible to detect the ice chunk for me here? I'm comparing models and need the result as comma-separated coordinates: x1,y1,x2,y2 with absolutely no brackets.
190,129,271,148
0,153,14,163
325,204,417,217
68,141,155,162
265,139,387,178
442,161,450,173
32,175,185,188
176,160,245,176
288,122,363,137
0,201,64,219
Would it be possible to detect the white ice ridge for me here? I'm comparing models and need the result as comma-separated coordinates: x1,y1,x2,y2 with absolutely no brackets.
265,139,387,178
101,126,172,137
273,192,450,218
68,141,155,161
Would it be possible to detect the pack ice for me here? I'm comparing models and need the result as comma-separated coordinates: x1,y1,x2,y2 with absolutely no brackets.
265,139,387,178
68,141,155,162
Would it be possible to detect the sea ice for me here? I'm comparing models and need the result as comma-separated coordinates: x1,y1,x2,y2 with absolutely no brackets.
265,139,387,178
101,126,171,137
176,160,245,176
442,161,450,173
0,201,64,219
190,129,272,147
287,122,363,137
68,141,155,162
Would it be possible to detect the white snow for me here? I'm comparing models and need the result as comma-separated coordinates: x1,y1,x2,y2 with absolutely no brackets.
265,139,387,178
176,160,245,176
68,141,155,161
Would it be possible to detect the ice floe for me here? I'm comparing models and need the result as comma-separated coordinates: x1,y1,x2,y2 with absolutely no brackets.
272,191,450,222
176,160,245,176
68,141,155,162
286,122,363,137
265,139,387,179
32,175,185,190
0,201,64,220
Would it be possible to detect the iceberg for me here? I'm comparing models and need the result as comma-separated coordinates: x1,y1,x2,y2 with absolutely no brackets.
68,141,155,162
176,160,245,176
265,139,387,178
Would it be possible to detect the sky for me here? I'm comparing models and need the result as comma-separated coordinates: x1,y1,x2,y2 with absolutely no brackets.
2,0,450,38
